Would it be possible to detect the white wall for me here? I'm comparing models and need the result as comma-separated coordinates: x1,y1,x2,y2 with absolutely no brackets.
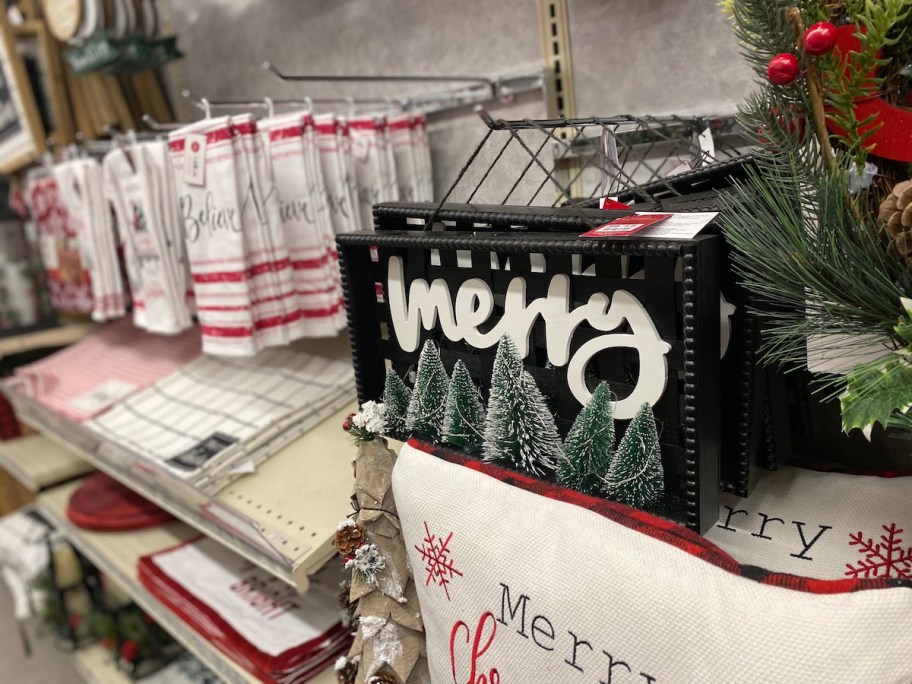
167,0,756,198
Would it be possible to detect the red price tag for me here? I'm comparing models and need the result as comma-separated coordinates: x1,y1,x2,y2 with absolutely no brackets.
580,213,673,238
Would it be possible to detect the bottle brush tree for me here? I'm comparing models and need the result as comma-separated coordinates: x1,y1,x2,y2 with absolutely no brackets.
405,340,449,442
482,335,562,477
558,381,615,496
383,368,410,434
605,402,664,509
442,360,485,455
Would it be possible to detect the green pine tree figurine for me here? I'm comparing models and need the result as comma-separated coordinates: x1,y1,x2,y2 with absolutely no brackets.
405,340,449,442
557,382,615,495
482,336,562,477
605,402,664,509
383,368,411,434
442,360,485,454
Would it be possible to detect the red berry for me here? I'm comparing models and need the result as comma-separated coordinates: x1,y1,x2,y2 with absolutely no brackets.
347,413,356,421
68,613,81,630
803,21,838,56
342,421,352,431
767,53,800,85
120,640,139,662
101,637,115,650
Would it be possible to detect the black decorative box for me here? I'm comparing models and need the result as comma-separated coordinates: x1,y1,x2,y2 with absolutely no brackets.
338,203,721,533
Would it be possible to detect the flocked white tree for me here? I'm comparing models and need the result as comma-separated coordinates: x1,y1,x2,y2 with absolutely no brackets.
482,336,562,477
383,368,411,434
405,340,448,442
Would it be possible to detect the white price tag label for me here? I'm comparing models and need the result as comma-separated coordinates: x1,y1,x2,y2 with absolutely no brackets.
184,134,207,187
68,379,138,415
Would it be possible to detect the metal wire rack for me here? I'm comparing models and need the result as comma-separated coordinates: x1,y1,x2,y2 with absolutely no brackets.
430,109,754,214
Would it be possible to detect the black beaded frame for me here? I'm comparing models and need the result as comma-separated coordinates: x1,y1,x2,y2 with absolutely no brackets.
574,177,763,497
338,203,721,533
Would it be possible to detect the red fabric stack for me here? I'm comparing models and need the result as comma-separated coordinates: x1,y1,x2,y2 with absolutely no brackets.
66,472,173,531
138,538,349,683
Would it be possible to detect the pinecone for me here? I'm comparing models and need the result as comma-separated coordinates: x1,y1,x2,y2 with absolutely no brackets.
335,522,365,556
367,672,401,684
879,180,912,264
335,658,358,684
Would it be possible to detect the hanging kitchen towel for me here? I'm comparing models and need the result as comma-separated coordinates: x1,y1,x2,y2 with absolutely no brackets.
259,112,339,337
137,536,350,682
314,114,359,331
300,115,346,332
348,115,398,231
411,113,433,201
704,464,912,581
25,174,93,314
314,114,361,237
8,317,202,421
170,116,260,356
392,439,912,684
144,140,195,316
389,114,421,203
230,113,305,348
104,145,193,335
53,158,126,322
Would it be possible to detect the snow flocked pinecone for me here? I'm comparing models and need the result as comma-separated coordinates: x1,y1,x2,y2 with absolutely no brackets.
335,522,365,556
335,657,358,684
879,180,912,264
367,672,401,684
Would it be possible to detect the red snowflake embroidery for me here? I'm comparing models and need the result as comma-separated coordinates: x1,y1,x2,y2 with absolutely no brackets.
845,523,912,579
414,522,463,600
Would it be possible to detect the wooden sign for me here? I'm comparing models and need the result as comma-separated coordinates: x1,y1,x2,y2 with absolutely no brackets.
338,203,722,533
0,15,44,173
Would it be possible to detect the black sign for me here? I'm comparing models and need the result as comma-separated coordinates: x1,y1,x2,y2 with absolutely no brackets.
338,203,722,533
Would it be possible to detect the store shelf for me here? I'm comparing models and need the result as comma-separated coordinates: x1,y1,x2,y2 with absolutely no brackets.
8,385,356,592
0,321,100,357
73,644,132,684
38,478,259,683
0,434,93,492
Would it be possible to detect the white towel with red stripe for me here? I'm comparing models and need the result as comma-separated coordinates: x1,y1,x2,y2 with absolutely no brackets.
348,115,398,231
259,112,342,336
169,116,306,356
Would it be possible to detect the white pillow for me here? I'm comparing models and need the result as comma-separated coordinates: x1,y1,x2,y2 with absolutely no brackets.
706,464,912,581
392,440,912,684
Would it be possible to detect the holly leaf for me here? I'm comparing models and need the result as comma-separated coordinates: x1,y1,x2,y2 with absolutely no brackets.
840,355,912,434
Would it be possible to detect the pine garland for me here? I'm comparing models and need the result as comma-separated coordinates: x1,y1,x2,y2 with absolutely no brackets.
720,0,912,434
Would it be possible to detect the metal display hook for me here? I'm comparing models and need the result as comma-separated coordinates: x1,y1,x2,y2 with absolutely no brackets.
262,61,496,90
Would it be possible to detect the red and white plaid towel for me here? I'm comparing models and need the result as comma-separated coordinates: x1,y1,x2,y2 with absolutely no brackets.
9,318,201,421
